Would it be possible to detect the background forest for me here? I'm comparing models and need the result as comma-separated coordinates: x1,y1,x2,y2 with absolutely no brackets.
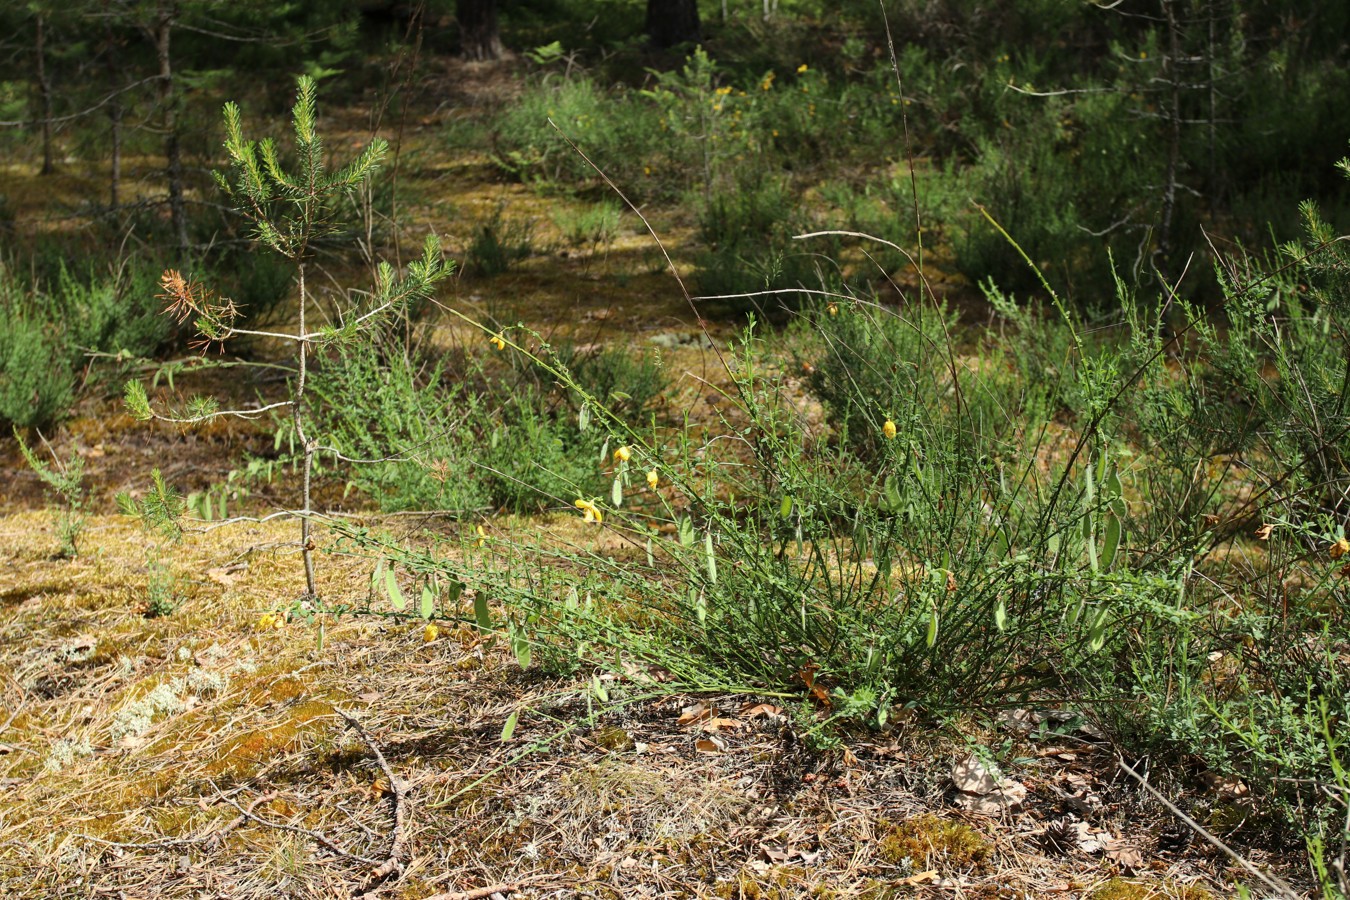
1,2,1349,898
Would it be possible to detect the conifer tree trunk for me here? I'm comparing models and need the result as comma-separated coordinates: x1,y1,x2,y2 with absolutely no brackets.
1156,0,1182,282
104,8,122,209
35,13,54,176
156,1,188,259
456,0,502,61
646,0,701,49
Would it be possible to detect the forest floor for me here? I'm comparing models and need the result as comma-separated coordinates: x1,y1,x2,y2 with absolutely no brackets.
0,56,1310,899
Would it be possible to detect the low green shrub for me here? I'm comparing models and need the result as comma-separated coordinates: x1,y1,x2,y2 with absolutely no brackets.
493,73,666,196
0,261,170,428
550,200,621,252
465,203,534,277
0,300,76,429
307,334,491,514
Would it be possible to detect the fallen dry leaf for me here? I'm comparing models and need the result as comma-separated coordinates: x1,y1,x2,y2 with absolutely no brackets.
1104,839,1146,875
952,753,1027,814
702,717,744,732
954,778,1027,815
951,754,1000,794
739,702,783,719
695,737,725,753
896,870,939,886
678,702,712,726
997,708,1037,733
1254,523,1274,540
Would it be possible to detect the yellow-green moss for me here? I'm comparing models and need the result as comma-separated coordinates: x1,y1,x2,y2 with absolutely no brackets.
877,814,991,870
1089,879,1216,900
206,699,333,778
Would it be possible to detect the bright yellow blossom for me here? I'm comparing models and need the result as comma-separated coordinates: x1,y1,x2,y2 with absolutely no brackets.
575,499,604,524
883,420,897,440
423,623,440,643
646,470,659,490
797,63,809,73
614,446,632,463
1331,538,1350,560
475,524,487,548
490,333,507,351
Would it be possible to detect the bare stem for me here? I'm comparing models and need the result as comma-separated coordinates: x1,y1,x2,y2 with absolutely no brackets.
296,260,317,598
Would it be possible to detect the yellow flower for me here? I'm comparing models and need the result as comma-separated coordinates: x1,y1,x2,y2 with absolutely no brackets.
490,333,507,351
716,85,733,96
646,470,659,490
1331,538,1350,560
575,499,603,524
423,623,439,643
614,446,632,463
257,613,276,630
883,420,897,440
761,72,775,91
475,524,487,548
827,302,838,316
797,63,809,73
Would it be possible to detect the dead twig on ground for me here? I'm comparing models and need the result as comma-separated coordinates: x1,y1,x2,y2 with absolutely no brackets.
215,787,386,868
423,873,560,900
1116,756,1300,900
78,791,277,852
338,708,408,885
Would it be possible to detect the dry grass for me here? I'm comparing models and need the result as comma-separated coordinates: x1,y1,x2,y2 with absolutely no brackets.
0,501,1261,900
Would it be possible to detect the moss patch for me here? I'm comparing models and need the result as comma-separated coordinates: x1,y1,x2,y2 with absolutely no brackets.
877,814,991,871
1089,880,1217,900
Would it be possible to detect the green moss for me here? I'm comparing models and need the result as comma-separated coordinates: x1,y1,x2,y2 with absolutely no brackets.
877,814,991,870
1088,880,1216,900
591,725,635,751
206,699,333,778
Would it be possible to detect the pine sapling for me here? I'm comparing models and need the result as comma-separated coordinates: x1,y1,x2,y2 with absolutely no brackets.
123,76,453,601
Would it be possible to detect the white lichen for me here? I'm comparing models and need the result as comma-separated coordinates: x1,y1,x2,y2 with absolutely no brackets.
45,738,93,772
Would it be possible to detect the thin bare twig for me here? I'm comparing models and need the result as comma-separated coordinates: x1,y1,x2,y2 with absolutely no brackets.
78,791,277,853
215,788,385,868
1116,757,1300,899
423,874,559,900
337,708,407,884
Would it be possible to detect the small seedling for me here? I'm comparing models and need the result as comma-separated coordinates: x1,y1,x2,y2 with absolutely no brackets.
14,426,87,558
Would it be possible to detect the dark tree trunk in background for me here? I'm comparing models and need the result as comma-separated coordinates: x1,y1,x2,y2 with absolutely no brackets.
155,1,188,260
35,13,54,176
646,0,701,49
457,0,502,61
103,5,123,209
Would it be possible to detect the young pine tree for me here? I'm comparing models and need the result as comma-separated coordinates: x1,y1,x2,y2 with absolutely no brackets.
123,75,453,600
